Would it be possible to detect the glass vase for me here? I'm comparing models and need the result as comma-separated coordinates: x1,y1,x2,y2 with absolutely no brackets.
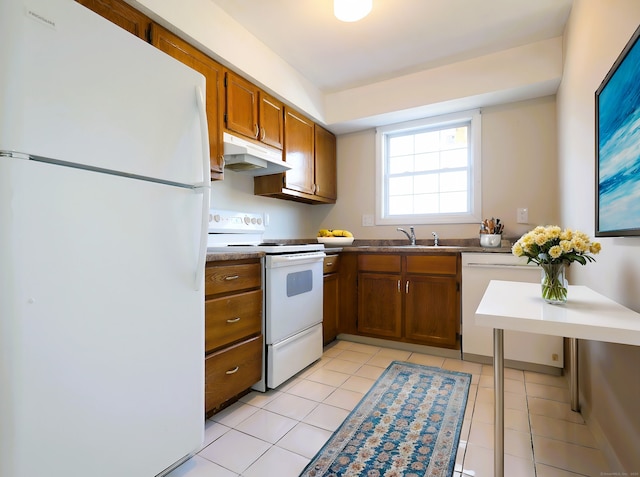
540,263,568,304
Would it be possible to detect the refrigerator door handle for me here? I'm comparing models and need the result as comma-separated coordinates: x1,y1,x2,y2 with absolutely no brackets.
194,86,211,291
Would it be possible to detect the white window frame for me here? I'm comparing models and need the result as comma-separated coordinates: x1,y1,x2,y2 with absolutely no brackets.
375,109,482,226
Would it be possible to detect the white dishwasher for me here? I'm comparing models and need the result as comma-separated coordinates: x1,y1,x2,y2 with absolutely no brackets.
461,252,563,372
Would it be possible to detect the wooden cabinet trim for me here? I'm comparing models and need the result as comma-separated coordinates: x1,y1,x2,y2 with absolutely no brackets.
358,254,402,273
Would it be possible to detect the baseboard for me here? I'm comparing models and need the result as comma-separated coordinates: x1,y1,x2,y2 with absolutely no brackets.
336,334,462,359
579,396,625,472
462,353,563,376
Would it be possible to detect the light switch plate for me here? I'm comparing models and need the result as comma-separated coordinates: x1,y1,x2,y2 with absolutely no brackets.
517,208,528,224
362,214,374,226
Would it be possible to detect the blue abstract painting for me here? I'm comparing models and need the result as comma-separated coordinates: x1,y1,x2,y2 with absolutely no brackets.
597,29,640,235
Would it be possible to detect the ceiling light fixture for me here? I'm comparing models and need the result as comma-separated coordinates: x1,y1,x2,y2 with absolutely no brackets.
334,0,372,22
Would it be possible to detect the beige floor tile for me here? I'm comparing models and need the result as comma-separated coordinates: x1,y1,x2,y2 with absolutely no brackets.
334,349,375,363
530,414,599,448
234,409,298,444
407,352,446,368
243,446,309,477
340,375,375,393
338,341,381,354
535,463,589,477
365,355,397,368
165,455,238,477
468,421,533,460
525,382,570,403
305,367,350,387
286,379,336,402
481,365,525,382
525,371,568,388
263,392,318,421
298,357,331,378
462,442,535,477
475,387,528,411
209,401,259,428
478,375,526,394
198,429,270,474
238,389,281,408
321,347,343,358
353,364,385,380
471,401,530,433
533,435,609,476
322,358,363,374
527,397,585,424
375,347,412,360
200,420,231,451
276,422,333,459
442,359,483,375
323,387,364,410
302,403,350,431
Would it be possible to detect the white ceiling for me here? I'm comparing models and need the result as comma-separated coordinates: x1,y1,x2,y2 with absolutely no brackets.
208,0,573,94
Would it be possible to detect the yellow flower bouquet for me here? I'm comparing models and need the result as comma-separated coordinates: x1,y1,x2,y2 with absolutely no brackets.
512,225,601,303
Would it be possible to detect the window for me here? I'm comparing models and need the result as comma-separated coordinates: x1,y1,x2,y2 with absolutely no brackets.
375,110,482,225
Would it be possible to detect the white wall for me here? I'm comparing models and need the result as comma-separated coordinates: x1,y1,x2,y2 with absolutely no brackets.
311,97,559,243
557,0,640,471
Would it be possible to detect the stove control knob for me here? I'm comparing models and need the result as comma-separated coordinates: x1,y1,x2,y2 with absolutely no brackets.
244,216,250,225
257,217,263,225
213,214,221,222
250,217,257,224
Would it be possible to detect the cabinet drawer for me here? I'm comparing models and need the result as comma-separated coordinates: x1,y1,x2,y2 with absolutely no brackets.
205,335,263,413
358,254,401,273
323,254,340,274
205,262,261,296
406,255,457,275
205,289,262,353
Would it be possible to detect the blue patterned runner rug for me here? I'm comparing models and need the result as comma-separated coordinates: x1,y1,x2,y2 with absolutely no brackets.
299,361,471,477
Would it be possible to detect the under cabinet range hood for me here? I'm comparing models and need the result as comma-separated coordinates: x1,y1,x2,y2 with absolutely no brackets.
223,132,291,176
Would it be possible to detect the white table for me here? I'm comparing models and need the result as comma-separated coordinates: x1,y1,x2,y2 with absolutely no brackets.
475,280,640,477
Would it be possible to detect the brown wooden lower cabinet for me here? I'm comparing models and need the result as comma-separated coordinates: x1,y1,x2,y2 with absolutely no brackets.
354,253,461,349
322,254,340,345
204,335,263,413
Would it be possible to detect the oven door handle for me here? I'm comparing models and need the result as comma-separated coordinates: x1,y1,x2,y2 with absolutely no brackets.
267,252,326,267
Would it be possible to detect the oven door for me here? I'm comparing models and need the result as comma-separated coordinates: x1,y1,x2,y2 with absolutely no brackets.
264,251,325,344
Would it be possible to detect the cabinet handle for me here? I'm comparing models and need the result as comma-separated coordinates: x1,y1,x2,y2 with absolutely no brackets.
225,366,239,375
406,280,410,294
260,127,266,141
326,262,333,266
254,124,259,138
224,275,239,281
398,279,401,292
226,317,241,323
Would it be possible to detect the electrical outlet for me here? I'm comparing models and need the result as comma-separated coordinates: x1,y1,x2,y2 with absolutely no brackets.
362,214,374,226
517,208,528,224
552,353,559,362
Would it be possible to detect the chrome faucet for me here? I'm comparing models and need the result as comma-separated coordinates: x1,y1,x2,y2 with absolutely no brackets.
397,226,416,245
432,231,439,246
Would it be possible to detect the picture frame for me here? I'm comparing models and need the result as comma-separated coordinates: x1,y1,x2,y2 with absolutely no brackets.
595,23,640,237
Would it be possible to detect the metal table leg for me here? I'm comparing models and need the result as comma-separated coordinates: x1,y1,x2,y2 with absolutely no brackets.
570,338,580,412
494,328,504,477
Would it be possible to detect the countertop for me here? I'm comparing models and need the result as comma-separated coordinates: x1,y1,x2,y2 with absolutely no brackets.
205,251,264,262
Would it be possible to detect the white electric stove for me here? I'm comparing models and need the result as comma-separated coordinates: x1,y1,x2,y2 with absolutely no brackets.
207,210,325,391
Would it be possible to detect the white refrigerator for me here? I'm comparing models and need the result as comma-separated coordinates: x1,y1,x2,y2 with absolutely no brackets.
0,1,211,476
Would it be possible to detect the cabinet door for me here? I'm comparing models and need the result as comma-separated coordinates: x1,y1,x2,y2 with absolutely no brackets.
225,71,259,140
150,24,225,179
314,124,337,200
284,108,315,195
76,0,151,41
259,92,284,150
357,273,402,338
405,275,459,348
323,272,339,345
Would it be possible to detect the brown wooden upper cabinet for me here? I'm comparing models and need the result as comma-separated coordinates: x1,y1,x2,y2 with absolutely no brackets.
76,0,152,41
254,108,337,204
314,124,337,201
224,71,284,150
150,24,225,180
